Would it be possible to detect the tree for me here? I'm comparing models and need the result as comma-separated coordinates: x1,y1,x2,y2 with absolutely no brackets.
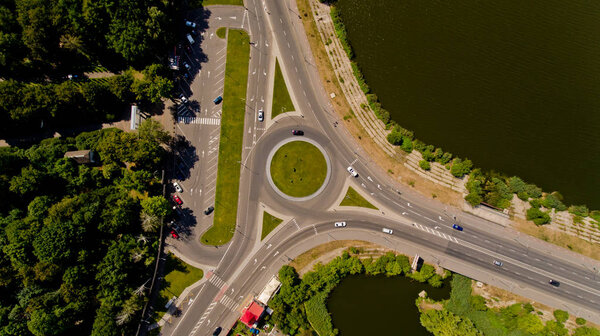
387,129,403,145
419,160,431,171
140,196,170,218
526,208,551,225
420,309,482,336
553,309,569,323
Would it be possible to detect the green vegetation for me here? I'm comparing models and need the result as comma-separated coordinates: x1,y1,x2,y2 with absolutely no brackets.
305,291,336,336
0,120,170,335
153,254,203,320
216,27,227,39
419,160,431,171
270,141,327,197
262,212,283,240
419,274,599,336
272,59,296,118
201,29,250,246
340,186,378,209
270,250,445,335
527,207,552,225
202,0,244,5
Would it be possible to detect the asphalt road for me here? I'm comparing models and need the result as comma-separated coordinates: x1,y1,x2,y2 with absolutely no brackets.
157,0,600,335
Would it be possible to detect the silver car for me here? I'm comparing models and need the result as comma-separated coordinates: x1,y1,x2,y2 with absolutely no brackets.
258,110,264,122
382,228,393,235
173,182,183,193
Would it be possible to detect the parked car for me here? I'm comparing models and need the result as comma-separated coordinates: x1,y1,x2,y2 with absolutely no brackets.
292,129,304,136
213,327,222,336
334,221,347,227
170,230,180,239
172,195,183,205
183,62,191,71
452,224,463,231
185,20,197,28
173,182,183,193
382,228,393,235
179,94,188,104
258,109,264,122
204,206,214,215
549,279,560,287
214,96,223,104
493,260,503,267
347,166,358,177
186,34,195,44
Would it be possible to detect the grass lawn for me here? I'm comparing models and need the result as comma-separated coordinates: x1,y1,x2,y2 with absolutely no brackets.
270,141,327,197
262,212,283,240
340,186,378,209
216,27,226,39
200,0,244,5
153,253,204,320
272,59,295,118
201,29,250,245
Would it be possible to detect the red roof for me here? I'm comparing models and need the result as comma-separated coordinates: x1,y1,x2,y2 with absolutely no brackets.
240,301,265,327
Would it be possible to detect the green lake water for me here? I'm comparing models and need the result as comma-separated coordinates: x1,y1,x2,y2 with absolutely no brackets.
336,0,600,209
327,275,450,335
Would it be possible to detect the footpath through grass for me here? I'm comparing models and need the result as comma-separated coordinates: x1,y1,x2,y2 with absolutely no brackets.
270,141,327,197
201,29,250,245
340,186,378,209
262,212,283,240
154,254,204,320
272,59,295,118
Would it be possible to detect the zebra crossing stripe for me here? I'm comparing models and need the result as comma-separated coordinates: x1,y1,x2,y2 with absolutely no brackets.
176,117,221,125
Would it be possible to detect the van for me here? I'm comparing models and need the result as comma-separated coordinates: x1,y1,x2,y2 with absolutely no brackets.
382,228,393,235
186,34,195,45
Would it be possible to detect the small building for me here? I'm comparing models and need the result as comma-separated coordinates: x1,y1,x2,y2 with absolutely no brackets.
240,301,265,328
64,150,96,164
257,276,281,306
130,105,140,130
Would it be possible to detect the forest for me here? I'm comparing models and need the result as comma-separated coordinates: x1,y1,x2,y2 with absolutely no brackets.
0,120,172,335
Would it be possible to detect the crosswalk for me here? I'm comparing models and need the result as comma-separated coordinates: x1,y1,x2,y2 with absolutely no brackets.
177,116,221,125
208,274,226,288
190,302,217,335
413,222,459,244
219,295,239,311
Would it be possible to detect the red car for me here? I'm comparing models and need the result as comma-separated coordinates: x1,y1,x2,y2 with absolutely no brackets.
172,195,183,205
170,230,179,239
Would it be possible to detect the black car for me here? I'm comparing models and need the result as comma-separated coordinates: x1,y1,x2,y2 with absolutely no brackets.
549,279,560,287
292,129,304,136
213,327,222,336
204,206,214,215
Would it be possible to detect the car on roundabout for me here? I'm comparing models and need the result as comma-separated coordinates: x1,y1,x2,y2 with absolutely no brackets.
347,166,358,177
292,129,304,136
334,221,347,227
382,228,393,234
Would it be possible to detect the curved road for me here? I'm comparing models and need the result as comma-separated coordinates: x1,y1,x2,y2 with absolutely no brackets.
158,0,600,335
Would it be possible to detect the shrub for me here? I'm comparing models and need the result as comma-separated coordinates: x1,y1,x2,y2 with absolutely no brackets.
542,193,567,211
507,176,527,194
387,130,403,145
439,152,453,164
450,158,473,178
465,193,483,206
412,139,426,152
419,160,431,171
529,199,542,208
526,208,551,225
401,136,413,153
553,309,569,323
517,191,529,201
576,317,587,326
524,184,543,199
569,205,589,217
422,150,434,162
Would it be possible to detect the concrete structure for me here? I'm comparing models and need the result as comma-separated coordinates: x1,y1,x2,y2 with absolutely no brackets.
257,276,281,306
64,150,96,164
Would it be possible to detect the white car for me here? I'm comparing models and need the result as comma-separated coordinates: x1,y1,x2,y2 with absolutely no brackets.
179,94,188,104
382,228,393,235
347,166,358,177
185,20,197,28
173,182,183,193
258,110,264,122
334,222,347,227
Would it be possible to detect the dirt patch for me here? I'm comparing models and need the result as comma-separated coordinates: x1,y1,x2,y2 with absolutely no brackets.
295,0,462,206
419,300,443,311
514,218,600,261
290,240,384,274
473,281,599,332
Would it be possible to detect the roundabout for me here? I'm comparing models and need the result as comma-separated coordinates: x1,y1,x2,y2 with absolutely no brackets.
266,137,332,201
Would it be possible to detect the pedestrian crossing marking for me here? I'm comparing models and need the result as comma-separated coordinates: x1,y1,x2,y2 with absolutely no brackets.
219,295,239,311
416,223,459,244
177,117,221,125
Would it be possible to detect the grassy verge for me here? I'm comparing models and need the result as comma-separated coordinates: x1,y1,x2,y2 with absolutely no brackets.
201,29,250,245
200,0,244,6
272,59,295,118
154,254,204,320
340,186,378,209
305,291,335,336
262,211,283,240
270,141,327,197
216,27,227,39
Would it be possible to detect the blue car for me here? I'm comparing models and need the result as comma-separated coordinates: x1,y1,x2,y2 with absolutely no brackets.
213,96,223,104
452,224,463,231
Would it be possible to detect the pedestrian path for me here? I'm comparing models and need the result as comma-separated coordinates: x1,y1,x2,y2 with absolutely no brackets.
177,116,221,125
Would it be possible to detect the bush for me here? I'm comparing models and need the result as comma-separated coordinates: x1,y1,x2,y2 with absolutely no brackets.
387,129,403,145
576,317,587,326
529,199,542,208
553,310,569,323
524,184,543,199
450,158,473,178
517,191,529,201
526,208,551,225
465,193,483,207
401,136,414,153
569,205,589,217
507,176,527,194
419,160,431,171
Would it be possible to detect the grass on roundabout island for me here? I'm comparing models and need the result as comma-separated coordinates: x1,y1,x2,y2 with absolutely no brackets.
201,29,249,245
340,186,378,209
272,58,296,119
270,141,327,198
216,27,226,39
262,212,283,240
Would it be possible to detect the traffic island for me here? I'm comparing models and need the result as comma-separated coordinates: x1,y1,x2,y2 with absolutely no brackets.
268,139,329,199
261,212,283,240
272,58,296,118
340,186,378,210
201,29,250,246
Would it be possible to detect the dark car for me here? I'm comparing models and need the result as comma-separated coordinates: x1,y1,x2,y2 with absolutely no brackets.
549,279,560,287
172,195,183,205
292,129,304,136
213,96,223,104
213,327,222,336
452,224,463,231
204,206,214,215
